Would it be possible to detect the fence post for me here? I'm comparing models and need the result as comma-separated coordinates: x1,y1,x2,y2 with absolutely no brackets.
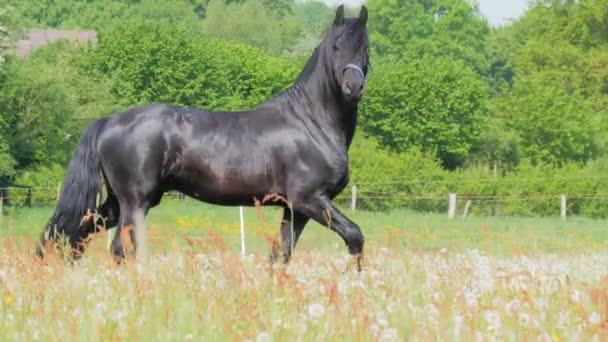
25,188,32,208
239,206,246,257
560,194,567,223
462,200,472,219
0,196,3,223
351,185,357,212
56,182,62,203
448,193,457,219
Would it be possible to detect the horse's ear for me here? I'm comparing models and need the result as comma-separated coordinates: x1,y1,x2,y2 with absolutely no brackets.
359,5,368,26
334,5,345,26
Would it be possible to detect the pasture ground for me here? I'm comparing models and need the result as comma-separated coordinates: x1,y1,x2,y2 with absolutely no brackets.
1,200,608,340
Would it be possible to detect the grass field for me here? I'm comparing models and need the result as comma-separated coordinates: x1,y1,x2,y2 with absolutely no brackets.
1,199,608,340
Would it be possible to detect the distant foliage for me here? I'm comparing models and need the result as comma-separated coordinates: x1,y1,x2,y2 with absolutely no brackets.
360,57,488,169
367,0,490,73
0,41,119,182
487,0,608,166
348,134,608,218
85,22,299,111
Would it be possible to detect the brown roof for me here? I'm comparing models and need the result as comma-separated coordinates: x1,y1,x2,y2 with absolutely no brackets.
15,29,97,57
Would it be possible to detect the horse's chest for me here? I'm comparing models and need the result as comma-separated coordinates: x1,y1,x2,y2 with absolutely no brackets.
325,158,350,196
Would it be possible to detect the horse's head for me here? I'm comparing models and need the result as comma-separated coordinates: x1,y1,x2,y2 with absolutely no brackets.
326,5,370,103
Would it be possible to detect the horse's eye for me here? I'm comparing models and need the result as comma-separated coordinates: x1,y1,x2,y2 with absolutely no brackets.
333,44,339,51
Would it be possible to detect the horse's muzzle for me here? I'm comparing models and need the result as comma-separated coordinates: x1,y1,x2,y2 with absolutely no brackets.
342,63,366,102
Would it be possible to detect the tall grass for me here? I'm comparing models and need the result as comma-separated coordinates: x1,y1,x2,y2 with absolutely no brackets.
1,202,608,339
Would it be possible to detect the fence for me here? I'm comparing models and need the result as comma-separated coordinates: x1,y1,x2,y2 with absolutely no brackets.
1,176,608,220
338,187,608,221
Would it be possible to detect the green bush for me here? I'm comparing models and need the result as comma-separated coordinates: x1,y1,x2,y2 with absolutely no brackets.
11,164,66,207
85,22,299,111
345,146,608,218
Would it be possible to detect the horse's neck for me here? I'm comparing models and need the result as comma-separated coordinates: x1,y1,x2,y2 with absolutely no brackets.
272,54,358,149
341,105,358,149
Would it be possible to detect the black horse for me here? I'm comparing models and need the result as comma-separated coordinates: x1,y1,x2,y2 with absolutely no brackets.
37,5,370,270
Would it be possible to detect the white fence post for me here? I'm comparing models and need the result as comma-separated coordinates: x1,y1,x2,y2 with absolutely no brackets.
448,193,457,219
561,194,567,223
239,206,246,257
351,185,357,212
462,200,472,219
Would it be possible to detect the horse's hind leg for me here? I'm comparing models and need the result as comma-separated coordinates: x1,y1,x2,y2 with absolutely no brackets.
66,189,120,260
97,189,120,231
110,204,148,262
270,208,309,264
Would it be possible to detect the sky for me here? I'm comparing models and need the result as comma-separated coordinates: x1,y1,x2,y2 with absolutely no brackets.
313,0,530,27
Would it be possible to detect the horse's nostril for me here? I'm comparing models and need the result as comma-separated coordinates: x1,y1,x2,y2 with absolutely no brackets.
344,83,352,95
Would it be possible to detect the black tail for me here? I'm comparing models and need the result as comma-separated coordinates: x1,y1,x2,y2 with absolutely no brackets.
37,118,108,258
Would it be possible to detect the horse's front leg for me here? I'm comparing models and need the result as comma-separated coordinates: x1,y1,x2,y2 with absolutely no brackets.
293,195,364,272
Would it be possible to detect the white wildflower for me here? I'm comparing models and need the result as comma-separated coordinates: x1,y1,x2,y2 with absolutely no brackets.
375,311,389,328
378,328,400,342
571,290,582,303
433,291,445,304
505,299,519,317
454,314,464,337
464,291,478,309
589,312,602,325
256,331,272,342
308,303,325,319
483,310,501,332
538,332,552,342
519,312,530,328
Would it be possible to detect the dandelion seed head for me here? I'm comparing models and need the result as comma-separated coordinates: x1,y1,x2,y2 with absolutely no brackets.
256,331,272,342
589,312,601,325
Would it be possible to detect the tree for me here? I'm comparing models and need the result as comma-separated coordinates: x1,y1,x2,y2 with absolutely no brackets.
15,0,202,32
360,57,488,169
485,0,608,165
0,1,16,70
0,39,118,186
201,0,304,54
359,0,493,169
367,0,490,74
0,3,18,183
15,0,313,55
86,22,299,111
492,72,602,165
262,0,292,16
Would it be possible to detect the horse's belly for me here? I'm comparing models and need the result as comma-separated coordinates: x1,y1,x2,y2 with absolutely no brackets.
171,163,284,206
182,182,275,206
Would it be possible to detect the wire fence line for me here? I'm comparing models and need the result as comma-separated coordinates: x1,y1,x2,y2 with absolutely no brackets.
1,190,608,201
2,174,606,192
1,177,607,219
354,175,608,186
